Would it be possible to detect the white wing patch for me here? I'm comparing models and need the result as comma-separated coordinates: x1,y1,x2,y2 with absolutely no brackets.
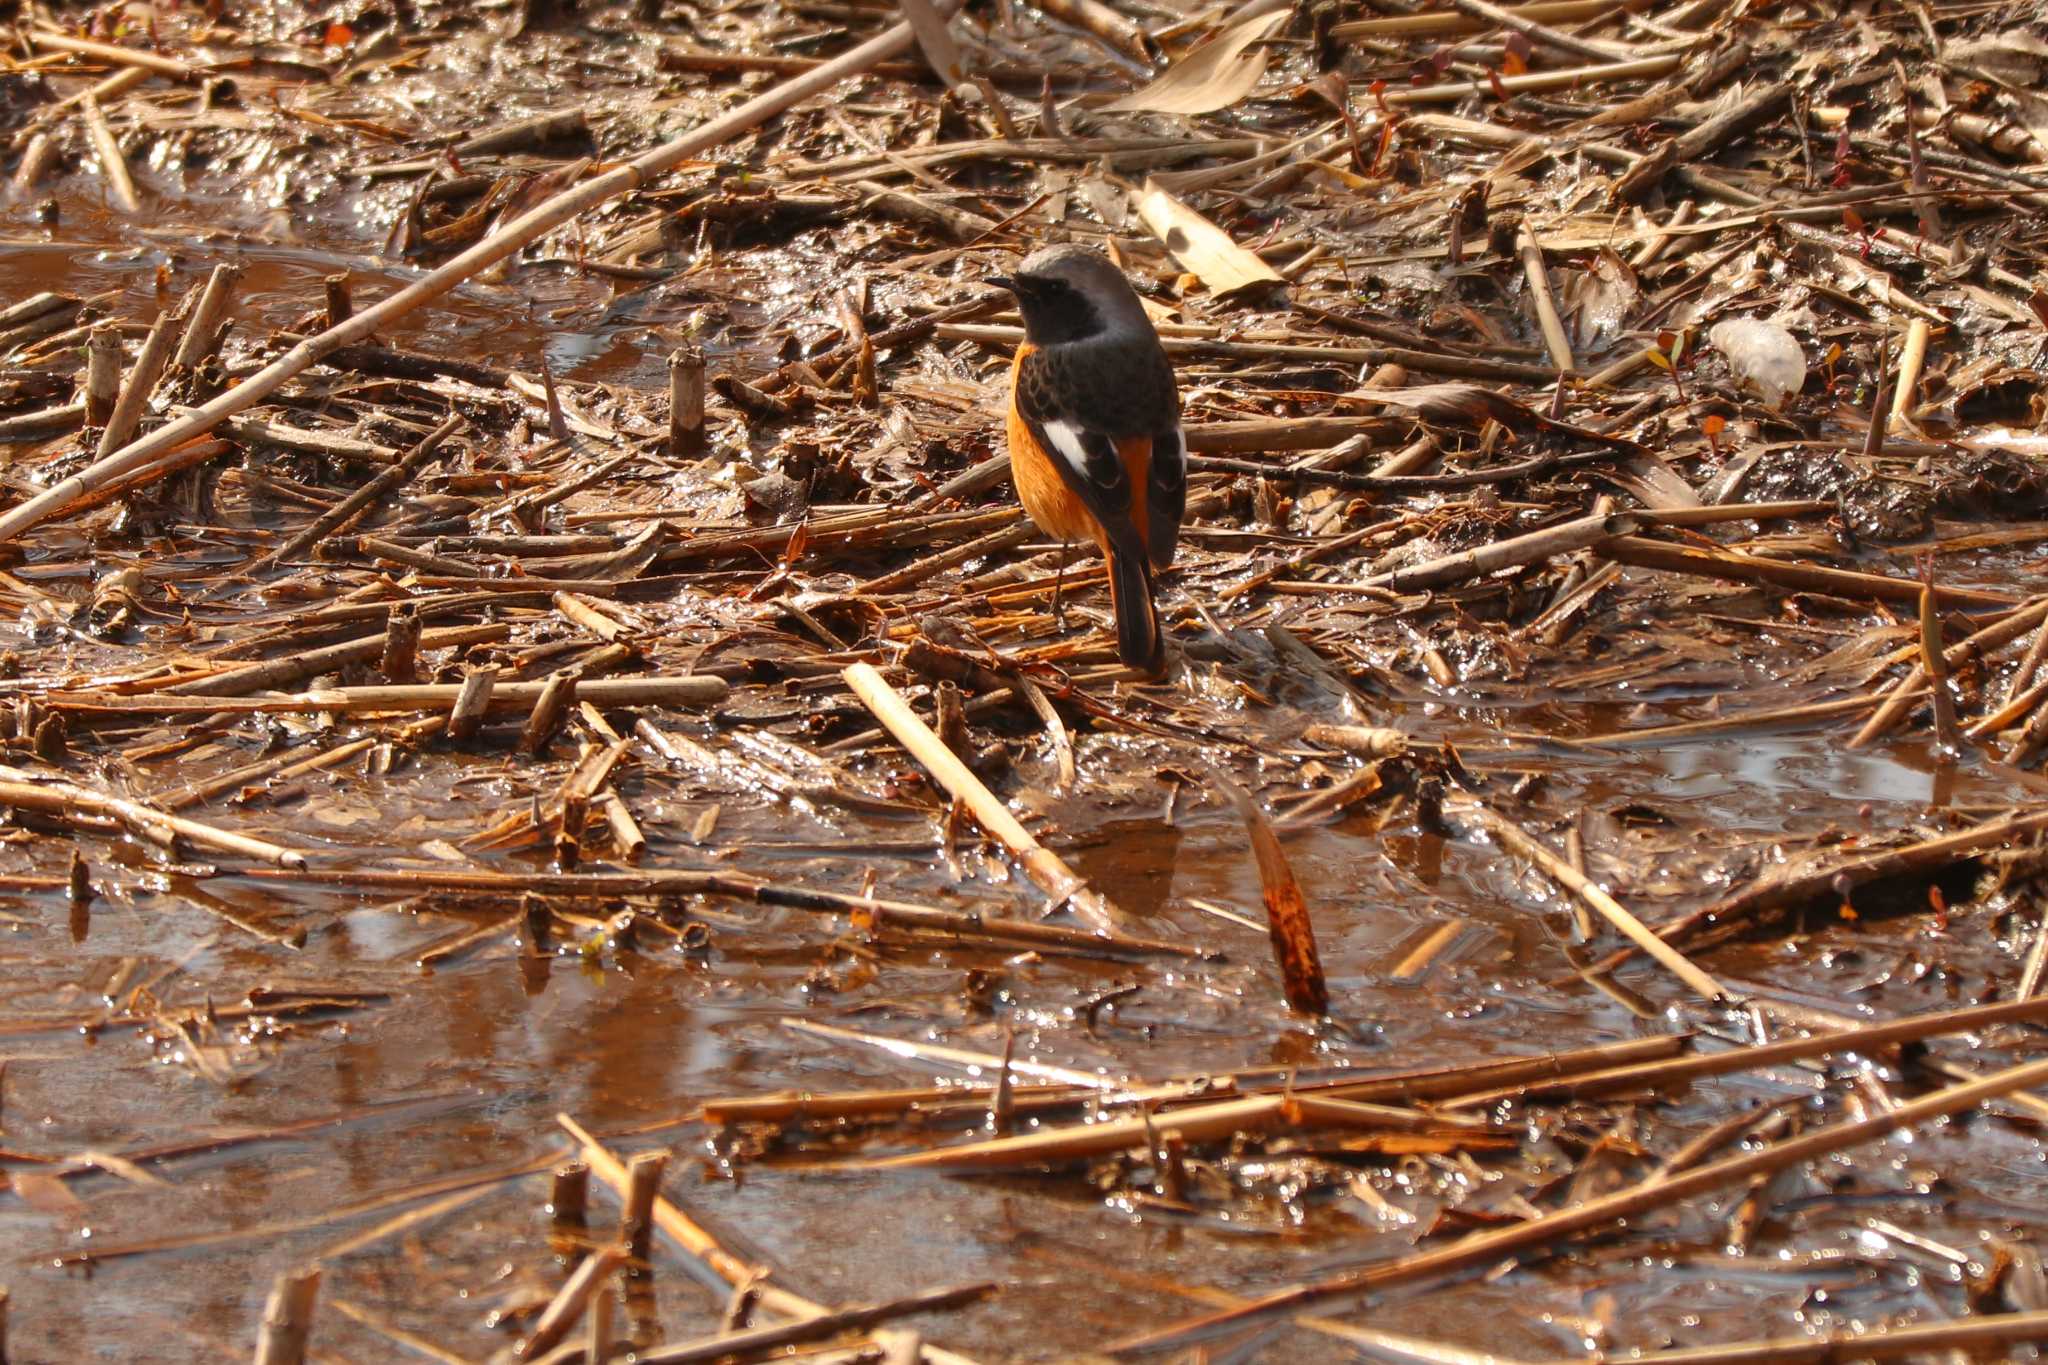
1040,418,1097,485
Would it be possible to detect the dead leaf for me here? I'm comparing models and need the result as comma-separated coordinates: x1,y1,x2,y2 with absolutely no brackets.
13,1169,86,1216
1216,772,1328,1015
1336,381,1535,430
898,0,967,88
1104,3,1292,116
1569,247,1639,353
1951,31,2048,86
1136,181,1285,298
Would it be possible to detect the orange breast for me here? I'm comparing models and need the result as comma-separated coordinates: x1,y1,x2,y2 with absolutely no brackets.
1006,342,1154,558
1008,343,1100,550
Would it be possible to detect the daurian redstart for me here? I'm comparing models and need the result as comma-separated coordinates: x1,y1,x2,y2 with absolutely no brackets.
990,246,1185,676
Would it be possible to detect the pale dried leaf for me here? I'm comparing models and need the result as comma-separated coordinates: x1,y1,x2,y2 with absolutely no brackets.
13,1169,86,1215
1103,5,1292,116
897,0,967,88
1136,181,1285,298
1951,31,2048,85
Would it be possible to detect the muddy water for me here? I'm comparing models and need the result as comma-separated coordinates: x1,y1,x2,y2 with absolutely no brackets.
1,186,2043,1365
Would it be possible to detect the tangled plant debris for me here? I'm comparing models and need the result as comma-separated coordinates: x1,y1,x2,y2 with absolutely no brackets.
2,0,2048,1360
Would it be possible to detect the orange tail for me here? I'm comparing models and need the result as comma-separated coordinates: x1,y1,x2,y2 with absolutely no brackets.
1107,544,1164,675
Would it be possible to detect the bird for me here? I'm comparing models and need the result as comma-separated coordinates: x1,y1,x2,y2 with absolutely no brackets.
989,245,1185,676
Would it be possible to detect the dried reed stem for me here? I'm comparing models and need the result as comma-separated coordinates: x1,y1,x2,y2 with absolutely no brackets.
843,661,1128,933
0,6,957,541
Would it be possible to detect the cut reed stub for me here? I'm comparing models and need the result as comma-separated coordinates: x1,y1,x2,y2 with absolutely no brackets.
550,1159,589,1229
379,601,421,683
1217,772,1328,1015
668,345,706,454
252,1265,322,1365
83,323,121,428
620,1149,671,1277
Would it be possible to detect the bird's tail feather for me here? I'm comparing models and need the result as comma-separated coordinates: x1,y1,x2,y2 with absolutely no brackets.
1107,545,1164,675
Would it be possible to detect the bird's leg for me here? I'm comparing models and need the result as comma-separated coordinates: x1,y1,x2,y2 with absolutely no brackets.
1052,540,1070,629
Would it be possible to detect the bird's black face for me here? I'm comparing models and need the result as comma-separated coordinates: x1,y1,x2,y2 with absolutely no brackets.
992,271,1102,347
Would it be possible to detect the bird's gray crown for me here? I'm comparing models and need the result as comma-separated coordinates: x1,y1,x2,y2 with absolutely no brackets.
1007,245,1151,338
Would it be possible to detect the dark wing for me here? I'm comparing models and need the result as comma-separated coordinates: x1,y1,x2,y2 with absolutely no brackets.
1016,343,1146,561
1017,334,1180,565
1147,424,1186,571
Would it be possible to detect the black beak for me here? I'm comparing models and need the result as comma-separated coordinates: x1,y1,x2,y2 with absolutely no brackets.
987,274,1018,293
